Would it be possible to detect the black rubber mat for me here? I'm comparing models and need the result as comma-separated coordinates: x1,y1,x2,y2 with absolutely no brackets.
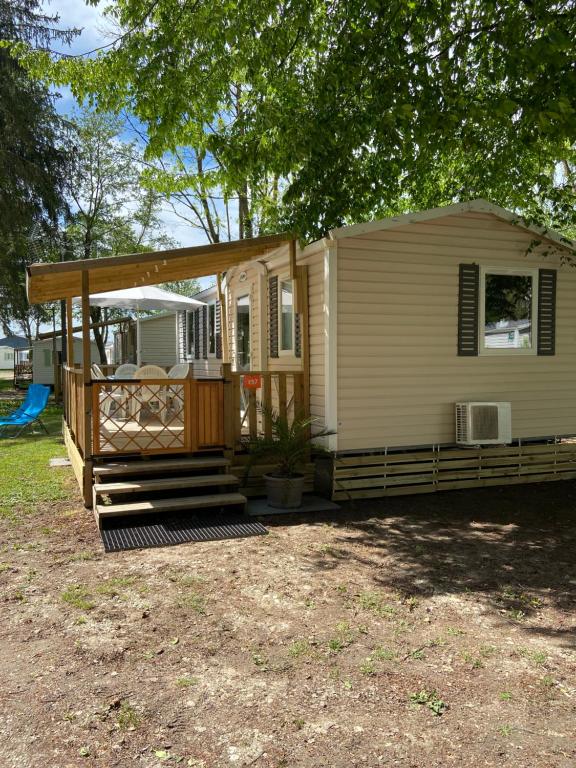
100,512,268,552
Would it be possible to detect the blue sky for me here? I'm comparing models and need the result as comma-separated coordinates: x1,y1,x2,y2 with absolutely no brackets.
42,0,214,252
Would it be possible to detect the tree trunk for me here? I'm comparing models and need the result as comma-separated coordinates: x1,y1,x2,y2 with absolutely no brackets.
238,183,253,239
90,306,107,363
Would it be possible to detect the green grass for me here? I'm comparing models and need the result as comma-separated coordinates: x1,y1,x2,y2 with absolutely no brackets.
61,584,95,611
0,382,69,520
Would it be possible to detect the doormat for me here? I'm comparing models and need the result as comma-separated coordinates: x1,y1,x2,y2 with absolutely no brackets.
100,512,267,553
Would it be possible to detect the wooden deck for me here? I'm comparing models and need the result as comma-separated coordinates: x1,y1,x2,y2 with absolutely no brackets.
63,363,307,507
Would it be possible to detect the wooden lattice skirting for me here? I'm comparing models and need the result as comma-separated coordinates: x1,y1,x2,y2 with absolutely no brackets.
332,441,576,501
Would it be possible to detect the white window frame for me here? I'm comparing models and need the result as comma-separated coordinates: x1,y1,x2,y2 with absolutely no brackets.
185,310,195,360
479,266,539,356
236,293,251,371
207,301,217,358
278,275,295,356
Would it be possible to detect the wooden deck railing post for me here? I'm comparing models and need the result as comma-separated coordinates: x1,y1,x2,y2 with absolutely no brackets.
81,270,93,507
222,362,235,457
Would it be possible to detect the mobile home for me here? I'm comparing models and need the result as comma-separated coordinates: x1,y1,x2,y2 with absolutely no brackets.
32,337,99,386
25,199,576,512
0,335,29,370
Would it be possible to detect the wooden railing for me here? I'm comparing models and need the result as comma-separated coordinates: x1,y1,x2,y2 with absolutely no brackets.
91,378,225,456
63,364,307,459
226,370,306,449
63,365,86,456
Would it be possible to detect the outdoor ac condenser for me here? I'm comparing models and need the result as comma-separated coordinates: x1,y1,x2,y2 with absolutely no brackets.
455,402,512,446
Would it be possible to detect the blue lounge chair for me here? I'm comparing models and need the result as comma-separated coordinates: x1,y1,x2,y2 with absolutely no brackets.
0,384,50,437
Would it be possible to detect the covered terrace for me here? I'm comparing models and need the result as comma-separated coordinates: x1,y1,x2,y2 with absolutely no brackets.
26,233,309,505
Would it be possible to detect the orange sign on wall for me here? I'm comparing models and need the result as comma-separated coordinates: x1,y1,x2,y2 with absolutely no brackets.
243,374,262,390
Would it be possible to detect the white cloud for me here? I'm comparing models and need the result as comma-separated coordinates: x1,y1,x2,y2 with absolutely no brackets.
42,0,111,55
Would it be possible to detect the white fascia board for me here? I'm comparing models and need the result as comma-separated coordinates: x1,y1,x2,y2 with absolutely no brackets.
324,239,338,453
328,198,575,252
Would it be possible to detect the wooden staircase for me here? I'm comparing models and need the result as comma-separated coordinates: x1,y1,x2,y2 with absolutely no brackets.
92,455,246,529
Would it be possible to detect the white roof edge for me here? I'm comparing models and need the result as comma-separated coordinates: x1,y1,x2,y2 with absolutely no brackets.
328,198,575,251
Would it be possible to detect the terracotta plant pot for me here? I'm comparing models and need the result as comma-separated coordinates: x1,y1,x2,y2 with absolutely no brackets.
263,473,305,509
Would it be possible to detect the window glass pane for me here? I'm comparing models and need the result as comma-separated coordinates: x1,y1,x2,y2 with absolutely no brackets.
186,311,195,356
484,273,533,349
208,304,216,355
280,280,293,350
236,295,250,370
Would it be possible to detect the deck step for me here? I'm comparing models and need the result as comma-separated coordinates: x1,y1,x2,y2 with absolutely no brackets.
94,474,239,495
95,492,247,521
93,457,229,478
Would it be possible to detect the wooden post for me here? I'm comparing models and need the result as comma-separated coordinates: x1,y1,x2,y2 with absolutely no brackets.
81,270,93,507
66,297,74,365
222,362,235,457
262,373,272,439
217,272,230,363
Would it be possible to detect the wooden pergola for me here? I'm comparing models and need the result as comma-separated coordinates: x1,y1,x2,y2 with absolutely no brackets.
27,233,300,505
27,231,293,376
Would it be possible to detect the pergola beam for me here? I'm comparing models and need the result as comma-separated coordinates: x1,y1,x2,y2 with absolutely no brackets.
26,232,294,304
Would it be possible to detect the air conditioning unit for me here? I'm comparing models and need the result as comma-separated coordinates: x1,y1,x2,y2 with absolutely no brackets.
455,402,512,446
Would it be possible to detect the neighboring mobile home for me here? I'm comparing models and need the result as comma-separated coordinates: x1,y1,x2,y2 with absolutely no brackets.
32,337,99,386
0,335,29,370
176,285,224,378
135,312,179,367
0,346,15,370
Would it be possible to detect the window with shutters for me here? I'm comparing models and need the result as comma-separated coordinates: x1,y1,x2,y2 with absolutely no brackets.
479,267,538,355
279,278,295,354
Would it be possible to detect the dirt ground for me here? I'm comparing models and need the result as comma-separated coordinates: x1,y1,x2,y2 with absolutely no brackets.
0,471,575,768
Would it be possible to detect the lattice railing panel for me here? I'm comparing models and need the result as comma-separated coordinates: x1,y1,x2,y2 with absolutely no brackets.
93,380,189,455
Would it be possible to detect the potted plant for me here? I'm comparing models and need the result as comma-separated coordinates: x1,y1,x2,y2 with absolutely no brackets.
247,411,334,509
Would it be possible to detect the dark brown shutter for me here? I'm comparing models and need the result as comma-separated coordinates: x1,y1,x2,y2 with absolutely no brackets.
202,305,208,359
537,269,557,356
215,301,222,359
269,276,279,358
194,310,200,360
458,263,479,356
294,312,302,358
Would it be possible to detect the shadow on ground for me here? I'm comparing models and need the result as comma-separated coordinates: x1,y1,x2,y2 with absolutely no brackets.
268,481,576,647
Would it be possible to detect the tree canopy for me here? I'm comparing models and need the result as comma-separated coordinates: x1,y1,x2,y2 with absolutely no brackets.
18,0,576,241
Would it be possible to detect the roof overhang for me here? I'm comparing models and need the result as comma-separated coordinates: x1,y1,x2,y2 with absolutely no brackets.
26,232,294,304
328,199,575,253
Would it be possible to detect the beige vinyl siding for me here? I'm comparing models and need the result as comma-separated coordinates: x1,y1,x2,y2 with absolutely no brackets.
138,314,178,367
301,247,325,424
336,211,576,452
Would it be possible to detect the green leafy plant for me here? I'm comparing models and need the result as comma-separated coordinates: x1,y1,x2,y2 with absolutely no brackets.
410,690,447,716
246,411,333,478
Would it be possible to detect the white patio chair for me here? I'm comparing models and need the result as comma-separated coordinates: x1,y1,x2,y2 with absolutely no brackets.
167,364,190,419
131,365,169,423
91,363,106,380
91,363,124,419
115,363,138,379
168,363,190,379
